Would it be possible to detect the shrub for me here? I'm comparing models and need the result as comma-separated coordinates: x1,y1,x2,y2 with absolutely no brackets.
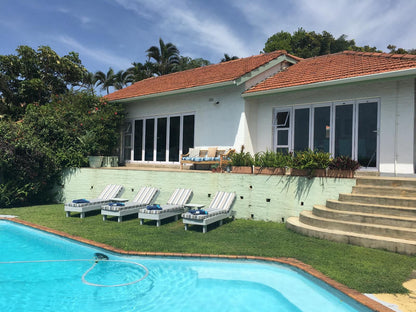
292,149,331,169
329,156,360,171
230,146,254,166
254,150,291,168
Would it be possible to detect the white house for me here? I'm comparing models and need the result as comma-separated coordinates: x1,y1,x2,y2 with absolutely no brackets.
106,50,416,175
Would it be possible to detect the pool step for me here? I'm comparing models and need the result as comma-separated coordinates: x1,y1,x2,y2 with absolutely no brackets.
287,176,416,255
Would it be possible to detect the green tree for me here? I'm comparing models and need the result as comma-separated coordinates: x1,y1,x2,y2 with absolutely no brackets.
176,56,211,70
146,38,180,75
127,61,155,82
94,68,115,94
263,28,371,58
0,45,87,119
221,54,239,62
114,70,134,90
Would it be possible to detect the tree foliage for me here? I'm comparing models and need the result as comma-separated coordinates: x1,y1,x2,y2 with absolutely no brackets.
0,45,87,119
146,38,180,75
263,28,380,58
221,54,239,62
0,90,124,207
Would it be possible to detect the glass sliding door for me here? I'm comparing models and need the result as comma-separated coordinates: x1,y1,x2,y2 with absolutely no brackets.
334,104,354,158
144,119,155,161
293,108,310,152
156,117,167,161
357,102,378,167
313,106,331,152
134,120,143,161
169,116,180,162
182,115,194,155
123,122,132,161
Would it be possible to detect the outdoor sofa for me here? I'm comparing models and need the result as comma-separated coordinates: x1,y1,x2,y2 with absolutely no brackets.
180,147,234,170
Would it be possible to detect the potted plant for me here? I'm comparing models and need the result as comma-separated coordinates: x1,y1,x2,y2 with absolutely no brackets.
230,146,254,174
253,150,288,175
291,149,331,178
211,164,222,173
327,156,360,178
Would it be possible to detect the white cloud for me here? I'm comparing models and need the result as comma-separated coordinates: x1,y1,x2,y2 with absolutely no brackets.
113,0,253,58
57,36,132,70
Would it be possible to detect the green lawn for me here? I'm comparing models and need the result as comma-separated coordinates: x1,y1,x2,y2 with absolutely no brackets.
2,204,415,294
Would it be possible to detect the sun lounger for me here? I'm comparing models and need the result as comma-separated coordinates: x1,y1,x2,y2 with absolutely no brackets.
64,184,124,218
101,186,159,222
138,188,193,226
182,191,236,233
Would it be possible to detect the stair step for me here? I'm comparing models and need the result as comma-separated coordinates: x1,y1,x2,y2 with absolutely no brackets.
299,211,416,240
356,177,416,188
326,199,416,217
286,216,416,255
352,185,416,197
339,193,416,208
313,205,416,229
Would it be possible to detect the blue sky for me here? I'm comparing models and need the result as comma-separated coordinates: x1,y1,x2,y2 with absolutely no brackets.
1,0,415,74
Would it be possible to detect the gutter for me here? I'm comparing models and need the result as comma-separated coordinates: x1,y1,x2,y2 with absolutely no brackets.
108,80,236,103
242,67,416,98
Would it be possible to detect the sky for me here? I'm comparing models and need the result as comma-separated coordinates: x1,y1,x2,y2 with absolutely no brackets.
1,0,416,74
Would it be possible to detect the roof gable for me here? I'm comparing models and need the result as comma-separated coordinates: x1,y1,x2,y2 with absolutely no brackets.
105,50,300,101
245,51,416,95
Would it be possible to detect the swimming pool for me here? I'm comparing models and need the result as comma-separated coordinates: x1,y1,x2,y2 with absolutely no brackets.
0,221,374,312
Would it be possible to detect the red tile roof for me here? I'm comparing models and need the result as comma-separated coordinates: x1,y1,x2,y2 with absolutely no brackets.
245,51,416,94
105,50,297,101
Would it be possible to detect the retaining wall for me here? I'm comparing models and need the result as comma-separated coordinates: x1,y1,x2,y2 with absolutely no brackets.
62,168,356,222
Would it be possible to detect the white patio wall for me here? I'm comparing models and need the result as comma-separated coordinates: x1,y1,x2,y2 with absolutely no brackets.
246,77,416,175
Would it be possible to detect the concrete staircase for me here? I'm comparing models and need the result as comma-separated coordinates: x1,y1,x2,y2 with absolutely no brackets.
286,176,416,255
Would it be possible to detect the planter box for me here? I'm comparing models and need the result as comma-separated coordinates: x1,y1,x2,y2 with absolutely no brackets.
231,166,253,174
327,169,354,178
253,167,285,175
88,156,104,168
290,168,326,177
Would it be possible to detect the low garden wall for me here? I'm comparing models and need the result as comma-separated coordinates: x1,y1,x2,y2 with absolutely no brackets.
61,168,356,222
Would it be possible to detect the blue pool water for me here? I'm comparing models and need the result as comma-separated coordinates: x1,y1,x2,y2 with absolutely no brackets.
0,221,373,312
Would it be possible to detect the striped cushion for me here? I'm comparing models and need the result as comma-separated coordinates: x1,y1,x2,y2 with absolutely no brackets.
166,188,192,206
67,199,109,207
139,205,184,214
182,209,225,220
98,184,123,199
208,192,236,212
133,186,158,205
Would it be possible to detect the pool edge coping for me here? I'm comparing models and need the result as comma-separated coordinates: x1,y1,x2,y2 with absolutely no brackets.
1,217,393,312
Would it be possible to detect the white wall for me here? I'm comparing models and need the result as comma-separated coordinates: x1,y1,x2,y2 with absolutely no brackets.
247,78,416,175
124,85,247,154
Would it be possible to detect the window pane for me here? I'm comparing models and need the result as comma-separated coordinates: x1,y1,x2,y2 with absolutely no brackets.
294,108,309,151
169,116,180,162
145,119,154,161
156,118,167,161
276,111,290,128
182,115,194,155
335,105,353,157
313,106,330,152
134,120,143,161
277,130,288,145
124,122,132,161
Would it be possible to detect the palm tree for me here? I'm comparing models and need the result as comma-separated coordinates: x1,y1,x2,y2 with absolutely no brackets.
221,54,239,62
81,71,95,92
113,70,134,90
146,38,180,75
127,61,155,82
94,68,115,94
